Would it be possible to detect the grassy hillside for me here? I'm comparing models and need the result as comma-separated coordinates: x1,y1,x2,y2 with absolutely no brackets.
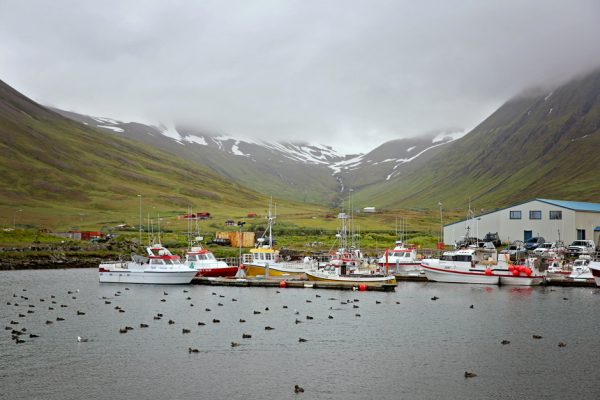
0,79,447,240
354,68,600,214
0,79,324,230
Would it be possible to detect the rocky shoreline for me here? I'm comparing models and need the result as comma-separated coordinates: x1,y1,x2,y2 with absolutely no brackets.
0,242,138,271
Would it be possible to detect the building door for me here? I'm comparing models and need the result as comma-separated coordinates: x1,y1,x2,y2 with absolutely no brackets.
577,229,586,240
524,230,532,241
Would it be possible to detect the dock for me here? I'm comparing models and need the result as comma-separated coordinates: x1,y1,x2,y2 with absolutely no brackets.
191,274,597,289
192,277,397,291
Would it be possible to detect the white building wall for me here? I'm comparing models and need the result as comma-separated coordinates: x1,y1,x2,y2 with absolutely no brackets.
574,211,600,243
442,200,600,245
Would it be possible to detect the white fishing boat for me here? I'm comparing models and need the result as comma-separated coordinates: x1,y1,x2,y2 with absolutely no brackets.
306,202,395,286
99,244,197,284
305,266,396,285
184,237,238,277
420,243,500,284
567,257,593,280
377,241,421,274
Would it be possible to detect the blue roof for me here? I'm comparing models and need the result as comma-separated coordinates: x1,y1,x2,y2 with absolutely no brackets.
595,226,600,231
537,199,600,213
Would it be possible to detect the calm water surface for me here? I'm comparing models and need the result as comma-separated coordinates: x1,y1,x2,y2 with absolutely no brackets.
1,269,599,399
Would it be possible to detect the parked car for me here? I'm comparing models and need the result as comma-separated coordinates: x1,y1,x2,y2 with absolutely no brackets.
533,242,560,256
565,240,596,257
483,232,502,247
524,236,545,251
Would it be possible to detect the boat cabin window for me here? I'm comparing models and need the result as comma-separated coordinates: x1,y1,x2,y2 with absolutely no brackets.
454,255,472,262
150,259,164,265
442,254,472,262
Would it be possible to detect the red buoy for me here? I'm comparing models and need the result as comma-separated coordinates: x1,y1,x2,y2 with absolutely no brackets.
512,269,520,276
279,281,287,288
358,284,367,291
485,268,492,276
525,268,532,277
518,265,526,273
508,265,514,272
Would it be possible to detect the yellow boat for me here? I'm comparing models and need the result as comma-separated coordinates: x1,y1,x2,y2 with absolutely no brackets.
242,247,312,277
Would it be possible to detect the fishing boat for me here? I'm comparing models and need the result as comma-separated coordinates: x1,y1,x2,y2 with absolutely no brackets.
306,204,396,286
305,267,396,285
377,241,421,274
184,237,238,277
99,244,197,284
589,261,600,286
420,243,500,284
567,257,593,280
492,254,544,286
242,200,314,278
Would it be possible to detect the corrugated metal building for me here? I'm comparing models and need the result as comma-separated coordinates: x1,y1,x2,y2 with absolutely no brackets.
443,199,600,246
215,231,255,247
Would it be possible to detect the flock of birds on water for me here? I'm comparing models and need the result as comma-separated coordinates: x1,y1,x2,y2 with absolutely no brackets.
3,284,576,394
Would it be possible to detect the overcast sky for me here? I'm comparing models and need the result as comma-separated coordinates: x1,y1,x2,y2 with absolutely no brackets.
2,1,600,154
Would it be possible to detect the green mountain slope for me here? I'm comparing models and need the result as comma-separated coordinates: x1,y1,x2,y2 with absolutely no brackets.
0,79,295,228
354,68,600,210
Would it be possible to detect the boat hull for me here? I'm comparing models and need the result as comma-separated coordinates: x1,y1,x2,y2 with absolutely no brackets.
378,262,422,274
99,264,196,284
305,271,396,285
589,262,600,286
244,264,309,277
195,266,239,277
421,264,499,285
498,275,544,286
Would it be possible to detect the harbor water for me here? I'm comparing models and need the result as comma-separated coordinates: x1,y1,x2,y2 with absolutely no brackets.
1,268,599,399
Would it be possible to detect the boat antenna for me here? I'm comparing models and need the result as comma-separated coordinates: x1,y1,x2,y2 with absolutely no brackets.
157,212,161,245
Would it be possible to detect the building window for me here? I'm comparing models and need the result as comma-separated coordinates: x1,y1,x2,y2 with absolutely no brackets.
577,229,586,240
510,211,521,219
529,211,542,220
549,211,562,220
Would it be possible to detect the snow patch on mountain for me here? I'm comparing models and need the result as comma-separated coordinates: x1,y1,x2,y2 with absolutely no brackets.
184,135,208,145
329,154,365,174
97,125,124,133
159,122,183,144
406,146,416,152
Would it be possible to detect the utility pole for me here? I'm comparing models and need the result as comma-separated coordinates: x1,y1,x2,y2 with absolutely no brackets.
137,194,142,245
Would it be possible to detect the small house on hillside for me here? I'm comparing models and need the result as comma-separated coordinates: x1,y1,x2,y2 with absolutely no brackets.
225,219,236,226
363,207,376,213
178,212,210,220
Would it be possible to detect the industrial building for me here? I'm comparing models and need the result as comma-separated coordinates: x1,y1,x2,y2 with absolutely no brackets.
443,199,600,246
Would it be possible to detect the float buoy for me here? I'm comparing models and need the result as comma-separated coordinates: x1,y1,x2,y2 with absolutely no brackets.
358,284,367,291
485,268,492,276
279,281,287,288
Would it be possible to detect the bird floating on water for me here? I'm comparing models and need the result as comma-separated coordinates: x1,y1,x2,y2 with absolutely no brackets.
77,336,89,342
294,384,304,393
464,371,477,378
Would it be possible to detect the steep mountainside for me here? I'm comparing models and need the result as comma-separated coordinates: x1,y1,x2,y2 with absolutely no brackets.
0,79,278,226
354,68,600,210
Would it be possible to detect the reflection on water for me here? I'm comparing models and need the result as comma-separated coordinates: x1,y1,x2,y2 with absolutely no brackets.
1,269,600,400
